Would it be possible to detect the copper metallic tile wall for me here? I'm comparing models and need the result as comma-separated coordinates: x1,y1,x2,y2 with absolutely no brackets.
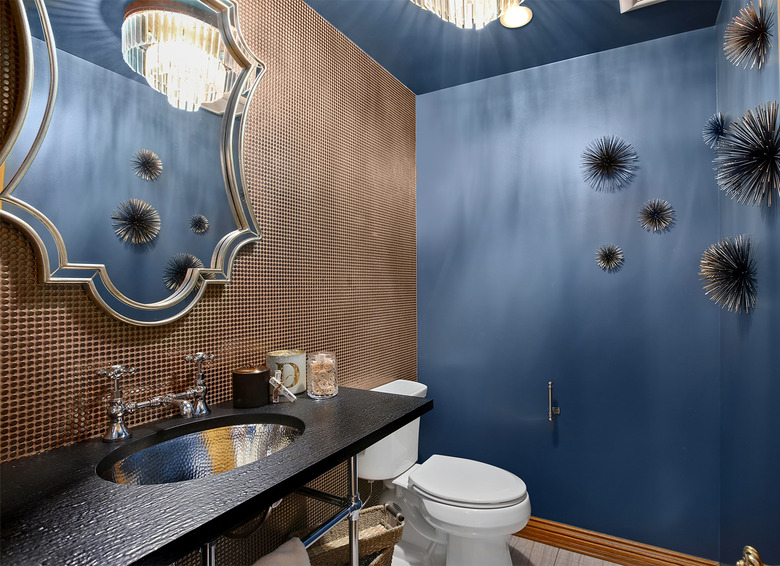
0,0,417,462
1,0,26,150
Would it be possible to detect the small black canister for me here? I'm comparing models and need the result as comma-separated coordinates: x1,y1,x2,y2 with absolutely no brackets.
232,366,271,408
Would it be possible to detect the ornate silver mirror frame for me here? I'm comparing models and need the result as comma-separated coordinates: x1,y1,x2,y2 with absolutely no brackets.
1,0,264,326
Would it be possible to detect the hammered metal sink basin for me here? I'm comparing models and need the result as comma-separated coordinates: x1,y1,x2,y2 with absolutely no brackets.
97,417,304,486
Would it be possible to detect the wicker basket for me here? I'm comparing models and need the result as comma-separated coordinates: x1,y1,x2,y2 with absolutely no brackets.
305,505,404,566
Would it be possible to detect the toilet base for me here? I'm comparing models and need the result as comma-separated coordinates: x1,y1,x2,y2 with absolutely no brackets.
445,535,512,566
390,535,513,566
391,540,445,566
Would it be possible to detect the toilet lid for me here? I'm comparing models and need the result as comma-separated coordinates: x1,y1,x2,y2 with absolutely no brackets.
409,455,527,509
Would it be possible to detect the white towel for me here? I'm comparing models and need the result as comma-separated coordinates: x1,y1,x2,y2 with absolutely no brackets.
251,537,311,566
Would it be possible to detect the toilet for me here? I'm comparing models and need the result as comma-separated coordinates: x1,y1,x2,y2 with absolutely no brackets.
357,380,530,566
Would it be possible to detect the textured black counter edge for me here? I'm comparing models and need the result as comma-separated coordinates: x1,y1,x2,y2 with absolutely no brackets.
131,398,433,565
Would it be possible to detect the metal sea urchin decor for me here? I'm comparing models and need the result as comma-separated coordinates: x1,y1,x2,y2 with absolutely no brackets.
189,214,209,234
163,253,205,291
638,199,675,232
703,112,727,150
595,244,624,272
131,149,163,181
724,0,774,70
699,235,757,313
581,136,638,192
111,199,161,245
714,101,780,207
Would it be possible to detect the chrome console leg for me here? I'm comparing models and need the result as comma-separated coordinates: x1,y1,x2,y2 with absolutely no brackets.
348,456,363,566
201,540,216,566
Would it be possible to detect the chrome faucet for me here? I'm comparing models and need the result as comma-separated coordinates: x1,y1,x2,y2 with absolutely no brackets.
98,353,214,442
99,365,136,442
185,352,214,416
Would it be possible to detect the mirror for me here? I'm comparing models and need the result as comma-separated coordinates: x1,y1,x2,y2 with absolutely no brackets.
1,0,264,325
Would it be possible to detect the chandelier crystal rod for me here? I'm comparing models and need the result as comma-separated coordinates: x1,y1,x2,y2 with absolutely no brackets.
410,0,516,30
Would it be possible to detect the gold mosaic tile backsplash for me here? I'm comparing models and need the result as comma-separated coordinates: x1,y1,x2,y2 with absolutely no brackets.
0,0,417,463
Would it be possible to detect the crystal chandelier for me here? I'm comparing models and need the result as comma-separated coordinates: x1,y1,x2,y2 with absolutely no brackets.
121,1,241,112
410,0,517,29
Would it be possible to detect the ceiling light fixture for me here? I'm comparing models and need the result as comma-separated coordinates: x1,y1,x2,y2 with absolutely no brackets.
500,1,533,28
121,0,241,111
410,0,518,30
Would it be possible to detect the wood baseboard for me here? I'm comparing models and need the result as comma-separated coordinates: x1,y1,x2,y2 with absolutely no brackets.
516,517,718,566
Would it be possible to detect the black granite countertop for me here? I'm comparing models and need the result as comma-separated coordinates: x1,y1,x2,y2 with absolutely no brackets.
0,387,432,566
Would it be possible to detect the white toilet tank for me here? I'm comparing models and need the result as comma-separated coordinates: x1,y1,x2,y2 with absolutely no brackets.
357,380,427,481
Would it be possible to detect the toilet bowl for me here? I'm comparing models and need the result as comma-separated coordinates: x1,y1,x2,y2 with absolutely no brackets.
358,381,530,566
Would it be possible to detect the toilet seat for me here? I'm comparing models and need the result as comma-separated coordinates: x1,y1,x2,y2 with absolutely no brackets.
409,455,528,509
418,493,532,534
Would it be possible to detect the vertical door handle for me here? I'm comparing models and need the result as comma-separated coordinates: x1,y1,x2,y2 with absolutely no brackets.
548,381,561,422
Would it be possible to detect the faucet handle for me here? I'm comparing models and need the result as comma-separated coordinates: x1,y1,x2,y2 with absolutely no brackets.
185,353,214,416
185,353,214,376
98,365,136,395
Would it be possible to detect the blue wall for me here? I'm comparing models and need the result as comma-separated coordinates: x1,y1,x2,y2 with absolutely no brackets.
716,0,780,562
417,29,722,559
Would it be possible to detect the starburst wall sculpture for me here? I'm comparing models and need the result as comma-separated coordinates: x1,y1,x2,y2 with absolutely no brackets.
724,0,774,70
714,101,780,207
130,149,163,181
700,235,757,313
638,199,675,232
581,136,638,192
703,112,727,150
595,244,624,272
163,253,206,291
189,214,209,234
111,199,161,245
